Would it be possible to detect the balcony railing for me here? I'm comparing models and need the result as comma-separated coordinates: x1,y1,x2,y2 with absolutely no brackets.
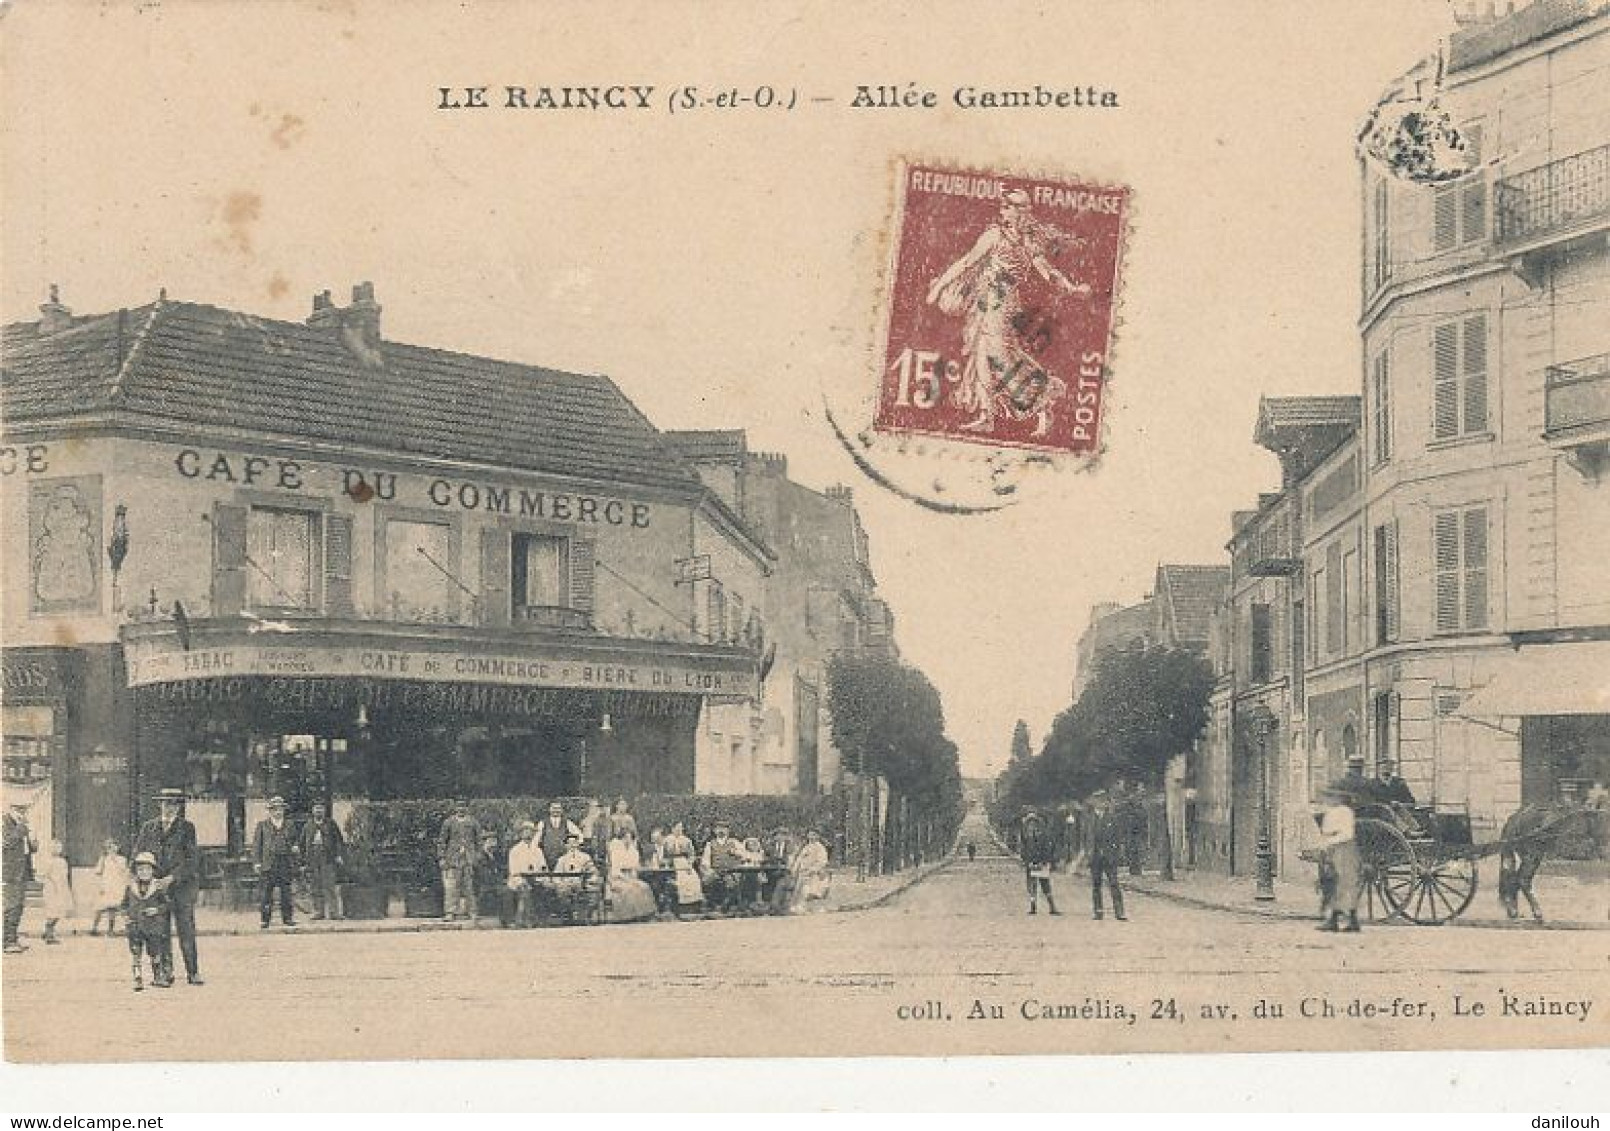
1496,143,1610,247
515,604,594,632
1545,353,1610,438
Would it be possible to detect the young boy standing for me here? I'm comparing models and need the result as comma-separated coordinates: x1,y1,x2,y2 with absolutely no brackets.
123,852,174,991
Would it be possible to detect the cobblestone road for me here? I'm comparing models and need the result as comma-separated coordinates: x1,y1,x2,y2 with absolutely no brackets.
6,831,1605,1061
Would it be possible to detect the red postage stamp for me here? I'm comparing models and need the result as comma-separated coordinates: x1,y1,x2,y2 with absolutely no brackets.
874,163,1129,455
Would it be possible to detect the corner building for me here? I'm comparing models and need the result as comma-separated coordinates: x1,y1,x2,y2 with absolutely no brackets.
1358,1,1610,836
1,285,771,862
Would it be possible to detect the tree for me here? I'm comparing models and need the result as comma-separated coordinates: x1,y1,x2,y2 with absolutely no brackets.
827,652,964,873
1009,719,1032,769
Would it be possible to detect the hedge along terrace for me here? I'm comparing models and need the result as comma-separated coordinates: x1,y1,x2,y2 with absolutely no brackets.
343,792,851,890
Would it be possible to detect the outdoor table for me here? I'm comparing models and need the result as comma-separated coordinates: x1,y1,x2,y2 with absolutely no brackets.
635,867,679,914
719,864,787,912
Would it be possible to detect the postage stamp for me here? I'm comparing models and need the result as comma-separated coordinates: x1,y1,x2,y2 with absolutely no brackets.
873,162,1130,456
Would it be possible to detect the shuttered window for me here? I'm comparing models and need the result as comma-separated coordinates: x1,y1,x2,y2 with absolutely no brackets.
512,533,568,611
1433,124,1485,251
246,507,317,610
1432,315,1488,440
1434,507,1489,633
568,539,596,616
1371,178,1391,291
1374,522,1400,645
1249,603,1272,684
212,503,249,616
1371,350,1392,464
1325,542,1343,656
325,513,354,617
707,580,727,644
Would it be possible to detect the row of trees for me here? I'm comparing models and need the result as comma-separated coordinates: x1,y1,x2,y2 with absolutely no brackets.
997,642,1213,817
827,651,965,873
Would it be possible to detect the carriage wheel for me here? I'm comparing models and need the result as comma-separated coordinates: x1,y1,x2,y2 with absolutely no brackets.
1356,818,1414,922
1374,833,1479,926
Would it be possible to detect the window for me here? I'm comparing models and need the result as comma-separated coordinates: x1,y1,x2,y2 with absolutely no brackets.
1371,178,1391,291
1249,603,1272,684
512,532,568,612
1374,522,1400,645
706,579,727,644
384,519,453,622
1342,547,1360,654
1371,350,1392,464
1433,124,1485,251
1434,507,1489,633
1325,542,1343,656
1432,315,1488,440
246,507,316,609
1372,692,1396,770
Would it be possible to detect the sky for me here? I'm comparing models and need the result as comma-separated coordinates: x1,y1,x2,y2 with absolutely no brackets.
1,0,1456,778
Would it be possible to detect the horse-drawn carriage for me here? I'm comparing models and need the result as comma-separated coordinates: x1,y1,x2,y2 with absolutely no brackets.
1349,800,1599,925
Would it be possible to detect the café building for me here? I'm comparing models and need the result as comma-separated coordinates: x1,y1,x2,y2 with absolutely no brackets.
1,285,769,861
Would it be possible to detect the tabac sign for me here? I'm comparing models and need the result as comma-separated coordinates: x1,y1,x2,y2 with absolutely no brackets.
124,638,757,700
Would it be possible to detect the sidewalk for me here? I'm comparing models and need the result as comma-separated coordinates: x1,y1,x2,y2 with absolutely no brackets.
1125,861,1610,930
22,859,952,940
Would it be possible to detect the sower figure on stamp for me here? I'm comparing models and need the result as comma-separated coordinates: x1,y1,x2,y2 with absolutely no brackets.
1020,811,1059,915
133,787,203,984
1087,791,1127,922
925,188,1091,436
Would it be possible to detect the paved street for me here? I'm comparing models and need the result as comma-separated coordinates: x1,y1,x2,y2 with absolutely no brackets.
6,811,1606,1062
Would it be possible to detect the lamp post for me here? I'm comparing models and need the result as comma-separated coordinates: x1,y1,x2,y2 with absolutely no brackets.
1250,705,1277,902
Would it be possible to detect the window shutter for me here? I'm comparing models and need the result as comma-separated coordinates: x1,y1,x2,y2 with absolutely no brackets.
1434,512,1461,632
1384,520,1400,643
479,528,510,626
1462,315,1488,434
1460,125,1486,243
1433,323,1460,439
707,580,725,643
212,503,248,616
1326,542,1343,655
1433,187,1458,252
568,539,596,617
1372,351,1392,463
1463,508,1488,630
324,514,354,617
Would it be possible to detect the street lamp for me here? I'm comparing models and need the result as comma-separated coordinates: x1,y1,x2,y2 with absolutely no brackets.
1247,704,1278,902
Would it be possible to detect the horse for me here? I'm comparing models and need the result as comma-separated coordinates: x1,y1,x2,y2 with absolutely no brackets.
1496,803,1605,921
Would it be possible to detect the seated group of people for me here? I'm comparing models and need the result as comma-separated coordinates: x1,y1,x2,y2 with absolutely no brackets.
460,799,832,927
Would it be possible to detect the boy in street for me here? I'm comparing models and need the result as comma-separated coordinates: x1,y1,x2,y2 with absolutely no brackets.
123,852,173,991
1020,812,1060,915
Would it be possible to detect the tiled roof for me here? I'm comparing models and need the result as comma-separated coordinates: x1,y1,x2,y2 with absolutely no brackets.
665,429,749,462
1155,563,1230,648
1257,395,1361,432
1449,0,1607,73
2,298,703,493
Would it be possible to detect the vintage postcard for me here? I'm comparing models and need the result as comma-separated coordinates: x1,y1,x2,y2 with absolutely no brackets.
2,0,1608,1093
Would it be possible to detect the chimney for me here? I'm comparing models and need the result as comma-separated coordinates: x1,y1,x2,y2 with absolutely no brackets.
306,289,340,330
346,281,382,344
307,282,385,369
37,285,73,335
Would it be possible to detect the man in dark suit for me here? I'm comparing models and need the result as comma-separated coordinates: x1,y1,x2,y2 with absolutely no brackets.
253,796,299,928
298,802,345,920
3,800,37,954
134,787,204,984
1088,791,1127,922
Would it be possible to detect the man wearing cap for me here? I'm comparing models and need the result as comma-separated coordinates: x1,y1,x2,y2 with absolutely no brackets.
1338,756,1372,806
298,801,345,921
437,800,481,922
1374,760,1416,807
1019,811,1060,916
699,821,751,913
252,796,300,928
134,788,204,983
506,821,546,928
1087,791,1127,921
3,799,37,954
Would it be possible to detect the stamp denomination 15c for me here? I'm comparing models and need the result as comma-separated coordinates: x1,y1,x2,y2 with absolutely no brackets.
875,163,1130,456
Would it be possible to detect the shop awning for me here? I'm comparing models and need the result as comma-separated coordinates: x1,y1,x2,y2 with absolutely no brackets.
1457,642,1610,718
